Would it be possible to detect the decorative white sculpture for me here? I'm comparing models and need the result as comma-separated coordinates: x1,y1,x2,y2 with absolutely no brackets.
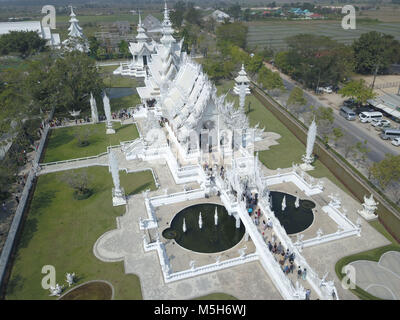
66,273,75,287
301,119,317,171
182,218,187,233
189,260,196,270
90,92,99,123
198,212,202,229
214,207,218,226
235,215,241,228
316,228,323,238
357,194,379,221
281,196,286,211
109,150,126,206
295,196,300,208
215,255,221,264
238,246,247,258
328,193,341,208
49,283,63,297
103,93,115,134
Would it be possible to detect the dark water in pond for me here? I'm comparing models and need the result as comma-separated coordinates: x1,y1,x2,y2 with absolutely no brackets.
105,87,136,99
162,203,245,254
270,191,315,235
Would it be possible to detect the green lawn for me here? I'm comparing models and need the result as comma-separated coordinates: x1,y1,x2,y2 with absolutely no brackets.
111,94,141,112
217,80,352,195
43,123,139,163
102,75,139,88
5,166,156,300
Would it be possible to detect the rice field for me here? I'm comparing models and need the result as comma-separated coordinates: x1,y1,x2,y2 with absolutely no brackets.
246,20,400,51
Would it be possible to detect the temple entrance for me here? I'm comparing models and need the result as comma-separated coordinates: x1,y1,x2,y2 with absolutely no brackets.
143,55,148,66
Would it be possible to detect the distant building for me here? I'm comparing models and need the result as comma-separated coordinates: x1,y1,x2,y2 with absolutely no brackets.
210,10,232,23
0,20,60,48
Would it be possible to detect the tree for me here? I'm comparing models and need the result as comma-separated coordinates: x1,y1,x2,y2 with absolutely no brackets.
352,140,370,168
62,169,93,198
88,36,100,59
171,1,186,28
369,154,400,191
274,51,293,75
338,79,376,107
118,40,130,58
353,31,400,75
286,87,307,116
47,51,104,114
0,31,47,58
228,3,242,20
310,106,334,144
332,127,344,147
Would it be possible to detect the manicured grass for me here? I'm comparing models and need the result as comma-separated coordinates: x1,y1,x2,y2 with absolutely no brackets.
5,166,156,300
194,293,238,300
43,123,139,163
103,75,139,88
97,65,119,74
60,281,113,300
111,94,141,112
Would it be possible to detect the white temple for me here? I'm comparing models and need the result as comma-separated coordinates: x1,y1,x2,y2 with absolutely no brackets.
62,7,89,52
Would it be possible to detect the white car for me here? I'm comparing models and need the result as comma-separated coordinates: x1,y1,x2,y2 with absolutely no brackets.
371,119,382,127
392,137,400,146
317,86,333,94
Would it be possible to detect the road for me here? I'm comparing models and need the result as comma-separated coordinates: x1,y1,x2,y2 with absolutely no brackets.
279,76,400,163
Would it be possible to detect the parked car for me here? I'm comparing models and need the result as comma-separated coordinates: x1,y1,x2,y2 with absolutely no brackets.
359,111,383,123
376,119,391,128
380,128,400,140
317,86,333,94
343,99,356,107
392,137,400,146
371,119,382,127
339,106,356,121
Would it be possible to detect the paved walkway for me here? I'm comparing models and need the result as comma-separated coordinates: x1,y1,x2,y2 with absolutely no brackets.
349,251,400,300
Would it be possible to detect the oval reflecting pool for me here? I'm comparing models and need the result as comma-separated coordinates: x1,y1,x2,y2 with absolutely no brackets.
162,203,245,253
270,191,315,234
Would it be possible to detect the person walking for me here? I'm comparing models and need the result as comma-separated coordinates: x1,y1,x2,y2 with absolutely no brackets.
297,266,302,279
305,289,311,300
302,268,307,280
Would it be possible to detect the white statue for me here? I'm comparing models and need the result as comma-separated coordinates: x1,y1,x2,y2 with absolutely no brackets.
49,283,63,297
238,246,247,258
328,193,341,208
109,150,126,206
66,273,75,287
316,228,323,238
301,119,317,171
357,194,379,220
189,260,196,270
215,255,221,264
103,92,115,134
90,92,99,123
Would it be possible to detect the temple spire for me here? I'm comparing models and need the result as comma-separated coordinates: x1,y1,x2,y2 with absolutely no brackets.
136,10,148,42
67,6,84,38
160,0,176,47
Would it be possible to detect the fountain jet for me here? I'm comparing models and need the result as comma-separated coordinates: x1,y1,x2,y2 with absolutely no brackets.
199,212,203,229
214,207,218,226
282,196,286,211
295,196,300,208
183,218,187,233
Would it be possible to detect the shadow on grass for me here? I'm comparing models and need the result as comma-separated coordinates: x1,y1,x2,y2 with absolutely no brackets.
6,273,25,296
114,124,131,133
47,131,74,149
30,190,56,215
126,182,153,196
